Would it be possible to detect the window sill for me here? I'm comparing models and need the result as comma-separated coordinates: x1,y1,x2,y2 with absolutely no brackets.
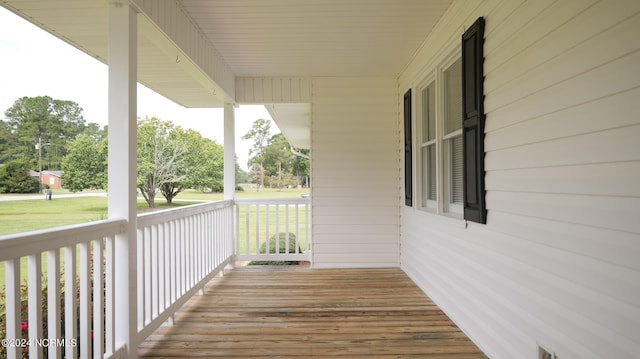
416,208,467,229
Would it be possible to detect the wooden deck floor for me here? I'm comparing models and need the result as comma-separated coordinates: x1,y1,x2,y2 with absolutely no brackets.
138,266,487,358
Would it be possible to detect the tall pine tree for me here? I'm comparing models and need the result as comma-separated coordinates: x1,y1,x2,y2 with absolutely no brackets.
2,96,88,169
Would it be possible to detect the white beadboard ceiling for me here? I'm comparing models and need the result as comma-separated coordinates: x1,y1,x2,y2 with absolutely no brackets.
1,0,453,147
180,0,453,77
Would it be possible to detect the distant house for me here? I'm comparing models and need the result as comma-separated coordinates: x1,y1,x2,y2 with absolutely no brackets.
32,170,63,189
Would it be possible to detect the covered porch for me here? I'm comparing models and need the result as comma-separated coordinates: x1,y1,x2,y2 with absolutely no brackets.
0,198,485,358
3,0,639,358
2,1,425,357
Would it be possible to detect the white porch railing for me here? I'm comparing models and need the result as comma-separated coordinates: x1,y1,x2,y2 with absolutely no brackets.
0,218,127,359
0,199,235,359
135,200,234,341
235,197,312,262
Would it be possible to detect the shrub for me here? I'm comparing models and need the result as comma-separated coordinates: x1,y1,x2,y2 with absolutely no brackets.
248,232,300,266
0,160,39,193
209,181,224,193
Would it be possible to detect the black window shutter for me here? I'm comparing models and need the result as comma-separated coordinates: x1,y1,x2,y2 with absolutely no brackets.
404,89,413,207
462,17,487,224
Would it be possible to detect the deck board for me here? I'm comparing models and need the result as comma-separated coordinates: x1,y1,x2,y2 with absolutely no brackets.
138,266,487,358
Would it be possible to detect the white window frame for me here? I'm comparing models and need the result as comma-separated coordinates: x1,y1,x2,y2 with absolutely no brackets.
417,49,463,219
418,76,438,211
441,55,463,216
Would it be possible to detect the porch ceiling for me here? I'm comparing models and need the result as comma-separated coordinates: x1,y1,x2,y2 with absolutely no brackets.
180,0,454,77
1,0,454,146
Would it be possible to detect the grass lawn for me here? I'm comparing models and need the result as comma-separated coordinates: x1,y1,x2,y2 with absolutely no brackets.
0,196,109,235
238,202,311,255
0,186,309,236
0,186,310,297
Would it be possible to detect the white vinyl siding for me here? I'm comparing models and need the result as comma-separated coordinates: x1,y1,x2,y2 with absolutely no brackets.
311,77,400,268
400,0,640,359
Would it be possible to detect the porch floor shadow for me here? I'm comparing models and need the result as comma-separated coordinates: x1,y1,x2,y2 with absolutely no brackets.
138,266,487,358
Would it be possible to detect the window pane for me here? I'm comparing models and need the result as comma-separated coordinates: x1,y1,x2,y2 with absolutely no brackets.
421,82,436,142
421,146,428,206
450,135,464,204
429,145,437,201
444,58,462,135
421,145,437,206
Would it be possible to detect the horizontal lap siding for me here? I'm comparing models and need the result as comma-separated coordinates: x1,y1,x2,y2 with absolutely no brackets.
400,0,640,358
311,77,400,268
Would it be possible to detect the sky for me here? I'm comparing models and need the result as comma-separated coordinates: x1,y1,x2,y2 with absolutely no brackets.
0,7,273,170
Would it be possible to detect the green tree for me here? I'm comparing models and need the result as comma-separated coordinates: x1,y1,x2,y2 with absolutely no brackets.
0,120,14,164
260,133,310,188
61,134,107,192
262,133,292,188
241,118,271,189
3,96,89,170
235,156,249,184
137,117,187,208
262,133,292,175
0,160,39,193
82,122,107,141
190,136,224,192
159,128,224,202
291,148,310,187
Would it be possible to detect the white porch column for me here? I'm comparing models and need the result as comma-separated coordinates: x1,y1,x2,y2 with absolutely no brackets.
108,2,138,357
224,103,236,200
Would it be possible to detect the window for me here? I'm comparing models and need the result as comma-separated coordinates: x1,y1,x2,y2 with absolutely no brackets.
418,58,463,217
414,16,486,223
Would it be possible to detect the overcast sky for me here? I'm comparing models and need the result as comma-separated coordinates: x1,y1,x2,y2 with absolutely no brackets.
0,7,272,170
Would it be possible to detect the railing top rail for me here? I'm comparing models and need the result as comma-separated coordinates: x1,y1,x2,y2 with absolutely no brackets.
0,200,235,261
0,218,127,261
137,199,234,228
235,197,311,205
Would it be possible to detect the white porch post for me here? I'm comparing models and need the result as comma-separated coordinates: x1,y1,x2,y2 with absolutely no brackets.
224,103,236,200
108,2,138,357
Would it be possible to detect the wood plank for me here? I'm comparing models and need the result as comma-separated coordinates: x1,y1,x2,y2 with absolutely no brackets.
138,267,487,358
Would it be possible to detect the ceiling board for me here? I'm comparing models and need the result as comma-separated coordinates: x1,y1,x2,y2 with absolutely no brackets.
180,0,453,77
